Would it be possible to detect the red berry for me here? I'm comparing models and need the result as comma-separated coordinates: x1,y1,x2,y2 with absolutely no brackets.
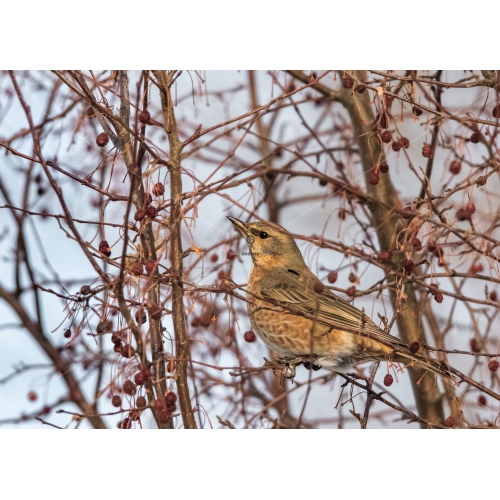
348,273,357,284
112,395,122,408
98,240,111,257
145,205,158,218
377,250,391,263
165,392,178,404
227,249,236,261
120,344,134,358
466,202,475,214
152,182,164,197
422,144,433,158
139,110,151,124
379,163,389,174
327,272,338,284
134,209,146,221
412,238,422,251
142,368,152,380
470,263,483,274
490,291,498,302
493,105,500,119
131,262,143,276
123,380,136,396
470,132,481,144
391,141,402,152
96,132,109,147
400,137,410,149
381,130,392,143
118,418,132,429
478,395,487,406
450,160,461,175
148,303,162,320
488,360,499,372
409,342,420,354
145,260,156,274
217,270,226,280
244,330,257,343
313,281,325,293
159,410,172,423
434,293,444,303
135,308,147,325
136,396,147,408
343,75,354,89
64,329,71,339
470,339,480,353
456,208,472,221
383,94,393,108
166,358,176,373
346,286,356,297
191,316,200,327
368,169,380,185
154,399,164,411
445,416,454,428
210,254,218,263
427,241,437,253
383,374,393,387
28,391,37,402
134,372,146,385
403,259,415,274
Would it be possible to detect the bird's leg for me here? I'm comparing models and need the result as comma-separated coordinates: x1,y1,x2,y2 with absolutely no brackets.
274,356,308,379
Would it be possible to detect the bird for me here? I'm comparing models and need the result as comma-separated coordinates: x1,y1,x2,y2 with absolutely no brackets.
227,216,455,381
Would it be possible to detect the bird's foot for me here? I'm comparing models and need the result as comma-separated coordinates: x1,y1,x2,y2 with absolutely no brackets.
274,356,320,378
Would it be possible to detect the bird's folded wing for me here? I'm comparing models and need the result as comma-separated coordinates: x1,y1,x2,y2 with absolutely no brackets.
259,270,404,349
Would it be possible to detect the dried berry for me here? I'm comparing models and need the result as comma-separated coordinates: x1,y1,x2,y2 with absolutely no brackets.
112,395,122,408
429,283,439,295
96,132,109,147
145,205,158,218
166,402,177,413
86,106,95,117
154,399,164,411
377,250,391,263
217,270,226,280
379,113,389,129
368,169,380,185
227,249,236,261
470,263,483,274
478,395,487,406
450,160,461,175
493,105,500,119
165,392,178,404
142,368,152,380
399,137,409,149
129,409,141,421
148,303,162,320
422,144,433,158
327,272,338,284
274,146,282,157
347,273,356,284
96,320,112,334
159,410,172,423
152,182,164,197
470,338,480,353
118,418,132,429
130,262,143,276
191,316,200,327
355,85,366,94
28,391,37,402
434,292,444,303
145,260,156,274
134,372,146,385
343,75,354,89
63,329,71,339
313,281,325,293
403,259,415,274
210,254,218,263
135,308,147,325
381,130,392,143
319,179,328,186
490,291,498,302
139,110,151,124
412,106,423,117
136,396,147,408
80,285,91,295
466,202,475,214
123,380,136,396
134,209,146,221
445,416,454,428
346,286,356,297
120,344,134,358
456,208,472,221
379,163,389,174
412,238,422,251
488,360,499,372
383,94,393,109
383,374,393,387
244,330,257,343
166,358,176,373
99,240,111,257
391,141,402,152
338,209,347,220
470,132,481,144
409,342,420,354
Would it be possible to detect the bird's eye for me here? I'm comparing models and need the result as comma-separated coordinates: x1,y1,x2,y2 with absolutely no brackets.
259,231,269,239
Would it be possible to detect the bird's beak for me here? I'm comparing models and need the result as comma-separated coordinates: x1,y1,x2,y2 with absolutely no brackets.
227,216,249,237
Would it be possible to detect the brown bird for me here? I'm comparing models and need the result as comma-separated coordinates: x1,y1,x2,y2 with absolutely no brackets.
228,216,454,380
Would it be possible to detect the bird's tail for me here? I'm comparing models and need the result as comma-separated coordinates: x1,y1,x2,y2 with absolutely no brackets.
393,350,459,384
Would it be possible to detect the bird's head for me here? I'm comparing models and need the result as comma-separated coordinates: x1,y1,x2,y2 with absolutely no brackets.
227,217,305,269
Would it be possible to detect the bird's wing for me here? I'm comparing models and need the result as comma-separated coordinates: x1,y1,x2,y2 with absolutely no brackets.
258,268,405,349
